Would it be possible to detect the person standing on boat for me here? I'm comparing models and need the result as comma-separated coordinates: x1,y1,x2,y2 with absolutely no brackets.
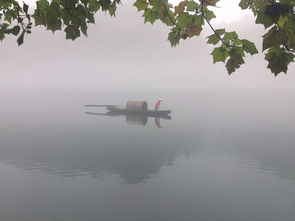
155,99,163,112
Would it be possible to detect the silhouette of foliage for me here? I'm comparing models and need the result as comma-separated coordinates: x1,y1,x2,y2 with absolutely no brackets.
0,0,294,75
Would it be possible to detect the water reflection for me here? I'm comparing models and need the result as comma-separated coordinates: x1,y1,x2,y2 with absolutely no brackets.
0,142,188,184
1,112,295,184
85,111,171,127
211,131,295,181
0,120,196,183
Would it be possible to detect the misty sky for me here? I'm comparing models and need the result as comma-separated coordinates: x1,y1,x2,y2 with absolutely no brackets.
0,0,294,90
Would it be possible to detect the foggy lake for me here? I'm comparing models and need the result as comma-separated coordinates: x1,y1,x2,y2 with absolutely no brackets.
1,89,295,221
1,0,295,219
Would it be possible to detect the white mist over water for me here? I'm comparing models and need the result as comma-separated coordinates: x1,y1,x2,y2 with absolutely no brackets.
1,89,295,221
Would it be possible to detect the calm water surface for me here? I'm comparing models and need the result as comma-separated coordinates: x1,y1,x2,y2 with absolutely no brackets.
0,89,295,221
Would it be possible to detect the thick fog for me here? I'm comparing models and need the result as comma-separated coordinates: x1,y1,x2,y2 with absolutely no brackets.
0,0,294,90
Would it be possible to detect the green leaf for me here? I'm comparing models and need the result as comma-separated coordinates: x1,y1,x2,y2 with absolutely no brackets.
177,13,193,27
143,8,158,24
252,0,269,9
255,10,274,28
211,46,229,63
241,39,258,55
229,47,245,65
149,0,164,10
11,26,20,36
81,23,88,36
4,13,13,23
37,0,49,10
225,47,245,75
204,0,218,6
207,34,220,45
33,13,46,26
133,0,148,11
204,8,216,21
46,6,62,32
168,27,181,47
187,1,198,11
226,59,235,75
47,18,62,32
193,15,203,25
100,0,111,10
265,47,294,76
223,31,238,41
0,32,5,41
233,39,242,45
108,3,117,16
160,10,175,26
65,25,80,40
277,15,288,27
17,30,25,46
263,28,285,51
23,3,29,14
215,29,225,36
267,57,287,75
287,34,295,50
89,0,101,12
239,0,249,9
264,3,290,23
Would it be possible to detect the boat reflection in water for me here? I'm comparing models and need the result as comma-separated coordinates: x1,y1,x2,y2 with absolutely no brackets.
85,111,171,127
85,100,172,127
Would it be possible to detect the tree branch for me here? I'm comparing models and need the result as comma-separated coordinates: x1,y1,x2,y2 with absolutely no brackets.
200,0,229,47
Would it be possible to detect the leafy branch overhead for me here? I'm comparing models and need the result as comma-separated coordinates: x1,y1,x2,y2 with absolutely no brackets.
0,0,294,76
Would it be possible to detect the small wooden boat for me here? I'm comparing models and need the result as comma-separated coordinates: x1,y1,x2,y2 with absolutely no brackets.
85,101,171,128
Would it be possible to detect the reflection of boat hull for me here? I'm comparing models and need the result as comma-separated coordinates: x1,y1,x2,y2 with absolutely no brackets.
85,101,172,126
85,111,172,120
106,106,171,117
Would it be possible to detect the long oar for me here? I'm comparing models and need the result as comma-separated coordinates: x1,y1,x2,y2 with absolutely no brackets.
84,105,113,107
